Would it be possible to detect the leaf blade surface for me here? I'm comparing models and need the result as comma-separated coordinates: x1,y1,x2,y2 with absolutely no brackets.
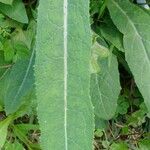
90,49,120,119
35,0,94,149
107,0,150,113
4,49,35,114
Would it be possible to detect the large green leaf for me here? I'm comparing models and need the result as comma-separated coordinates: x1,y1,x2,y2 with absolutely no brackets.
0,0,28,23
4,49,35,114
35,0,94,149
107,0,150,113
90,42,120,119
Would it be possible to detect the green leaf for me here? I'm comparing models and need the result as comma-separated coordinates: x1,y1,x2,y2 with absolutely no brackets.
0,70,8,106
0,51,11,106
90,41,120,119
12,89,36,119
4,49,35,114
95,116,107,130
13,42,29,60
4,141,24,150
116,95,129,115
113,49,131,74
15,124,39,135
110,142,128,150
35,0,94,149
94,129,104,138
90,47,121,119
99,17,124,52
11,20,37,50
3,40,14,62
90,41,110,73
0,51,7,76
0,0,13,5
13,125,37,150
107,0,150,113
0,116,12,148
0,0,28,23
127,102,148,127
138,139,150,150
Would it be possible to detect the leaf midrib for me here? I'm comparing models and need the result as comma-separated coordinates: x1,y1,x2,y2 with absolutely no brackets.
63,0,68,149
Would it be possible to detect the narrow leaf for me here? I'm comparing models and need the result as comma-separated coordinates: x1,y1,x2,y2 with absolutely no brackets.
35,0,94,149
107,0,150,113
